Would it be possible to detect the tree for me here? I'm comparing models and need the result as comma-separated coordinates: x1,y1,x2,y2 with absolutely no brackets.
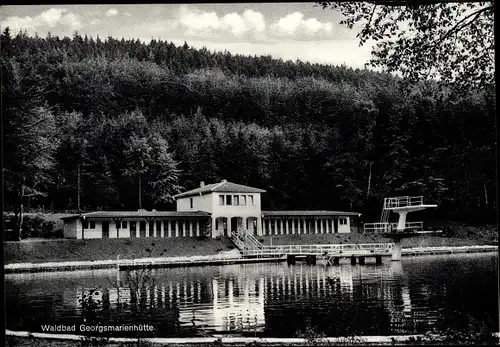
317,1,494,92
2,48,60,239
146,133,183,205
56,111,90,211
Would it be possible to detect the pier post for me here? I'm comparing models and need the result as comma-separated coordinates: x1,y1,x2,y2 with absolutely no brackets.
359,257,365,265
116,255,120,284
376,255,382,264
392,239,402,261
306,255,316,265
350,256,356,265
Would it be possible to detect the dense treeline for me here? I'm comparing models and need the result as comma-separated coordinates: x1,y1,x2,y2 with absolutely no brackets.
2,29,496,237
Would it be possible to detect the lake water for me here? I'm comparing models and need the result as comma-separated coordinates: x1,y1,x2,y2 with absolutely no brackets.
5,253,498,337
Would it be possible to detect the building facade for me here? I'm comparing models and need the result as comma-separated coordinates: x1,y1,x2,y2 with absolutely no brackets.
62,180,360,239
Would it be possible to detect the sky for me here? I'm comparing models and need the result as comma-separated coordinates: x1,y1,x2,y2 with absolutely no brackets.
0,4,374,68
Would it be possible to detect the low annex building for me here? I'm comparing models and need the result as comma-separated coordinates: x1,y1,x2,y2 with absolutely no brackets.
62,180,360,239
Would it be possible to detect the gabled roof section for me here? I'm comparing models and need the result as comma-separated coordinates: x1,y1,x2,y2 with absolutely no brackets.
173,180,266,199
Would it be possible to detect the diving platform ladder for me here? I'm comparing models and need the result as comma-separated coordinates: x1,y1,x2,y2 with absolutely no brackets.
364,196,439,261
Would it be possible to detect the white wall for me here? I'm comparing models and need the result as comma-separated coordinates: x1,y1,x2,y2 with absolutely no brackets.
177,194,213,212
211,193,262,237
82,220,103,239
338,217,351,233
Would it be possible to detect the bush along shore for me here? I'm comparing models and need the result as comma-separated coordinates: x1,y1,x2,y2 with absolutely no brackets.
5,330,500,346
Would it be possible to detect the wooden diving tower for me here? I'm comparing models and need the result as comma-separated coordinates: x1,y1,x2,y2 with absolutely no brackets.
364,196,441,261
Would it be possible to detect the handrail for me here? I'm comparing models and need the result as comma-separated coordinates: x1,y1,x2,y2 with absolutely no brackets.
364,221,424,233
384,196,424,208
243,243,394,257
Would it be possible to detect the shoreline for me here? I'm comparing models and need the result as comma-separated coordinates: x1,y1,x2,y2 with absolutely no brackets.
4,245,497,274
5,330,500,346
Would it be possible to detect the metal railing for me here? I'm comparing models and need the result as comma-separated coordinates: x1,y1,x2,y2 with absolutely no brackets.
384,196,424,209
246,234,263,249
364,222,393,233
363,221,424,233
230,232,245,250
243,243,394,257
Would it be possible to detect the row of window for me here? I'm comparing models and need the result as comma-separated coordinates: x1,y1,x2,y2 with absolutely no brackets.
83,221,96,229
83,219,204,237
83,220,201,230
219,194,255,206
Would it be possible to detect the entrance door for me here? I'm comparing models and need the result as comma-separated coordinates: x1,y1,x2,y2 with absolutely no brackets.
130,221,136,238
230,217,242,236
102,221,109,238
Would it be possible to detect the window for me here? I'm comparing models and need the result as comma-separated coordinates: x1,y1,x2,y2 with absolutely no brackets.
226,195,232,205
83,221,89,229
249,195,254,206
190,198,193,209
219,195,225,206
122,221,127,228
233,195,239,206
241,195,246,206
89,221,95,229
340,218,347,225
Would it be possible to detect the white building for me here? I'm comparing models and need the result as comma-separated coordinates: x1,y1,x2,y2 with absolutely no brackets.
62,180,360,239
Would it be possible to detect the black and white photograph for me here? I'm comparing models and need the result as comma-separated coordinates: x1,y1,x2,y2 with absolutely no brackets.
1,2,497,346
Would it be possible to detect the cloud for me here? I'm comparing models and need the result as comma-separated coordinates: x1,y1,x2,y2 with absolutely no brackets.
105,8,118,17
176,5,266,39
270,12,333,38
0,7,82,34
172,6,333,41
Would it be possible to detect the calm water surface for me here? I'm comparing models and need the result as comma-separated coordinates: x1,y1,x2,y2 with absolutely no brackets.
5,253,498,337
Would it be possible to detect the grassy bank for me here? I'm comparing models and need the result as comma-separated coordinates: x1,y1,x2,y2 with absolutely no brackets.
258,232,497,248
4,237,234,265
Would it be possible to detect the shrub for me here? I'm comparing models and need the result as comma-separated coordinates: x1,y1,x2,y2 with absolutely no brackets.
5,215,58,239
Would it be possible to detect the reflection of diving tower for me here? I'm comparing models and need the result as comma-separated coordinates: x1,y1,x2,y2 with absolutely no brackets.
365,196,439,261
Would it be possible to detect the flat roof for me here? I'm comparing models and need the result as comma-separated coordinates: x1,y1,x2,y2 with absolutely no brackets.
61,211,211,220
262,210,361,217
174,180,266,199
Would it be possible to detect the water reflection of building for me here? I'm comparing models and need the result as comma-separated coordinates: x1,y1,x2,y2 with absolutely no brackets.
210,277,265,332
61,262,445,335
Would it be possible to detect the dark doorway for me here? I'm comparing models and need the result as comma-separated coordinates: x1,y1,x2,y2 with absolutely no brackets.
334,218,339,233
231,217,242,236
102,221,109,238
130,221,137,237
140,221,146,237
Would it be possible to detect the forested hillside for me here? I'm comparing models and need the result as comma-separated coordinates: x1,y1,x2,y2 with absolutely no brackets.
2,29,496,223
